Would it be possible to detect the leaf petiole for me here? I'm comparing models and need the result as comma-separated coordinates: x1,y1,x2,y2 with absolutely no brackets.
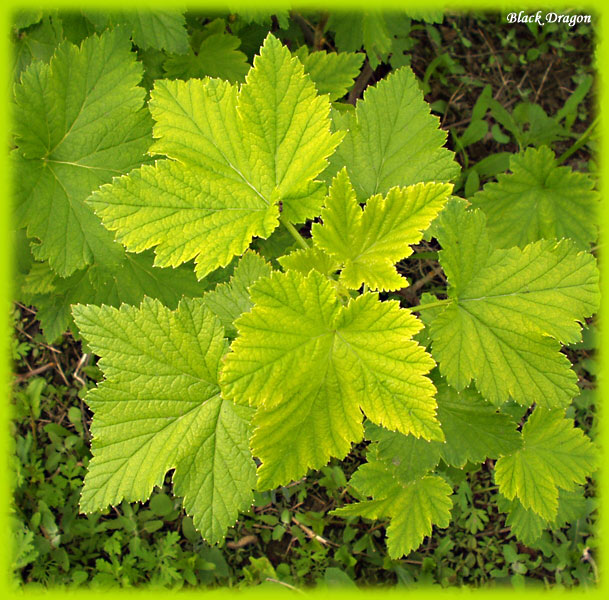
412,298,452,312
280,216,310,251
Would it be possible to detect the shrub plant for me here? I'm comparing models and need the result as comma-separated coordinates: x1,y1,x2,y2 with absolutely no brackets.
11,9,599,571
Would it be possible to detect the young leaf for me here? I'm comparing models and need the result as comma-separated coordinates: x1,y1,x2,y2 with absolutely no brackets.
333,451,453,558
12,28,153,277
325,66,459,200
327,12,393,69
312,169,452,291
277,247,341,277
89,34,342,279
294,46,364,101
471,147,598,249
72,298,256,544
202,252,272,337
220,270,440,489
428,200,599,407
495,408,596,520
122,10,189,53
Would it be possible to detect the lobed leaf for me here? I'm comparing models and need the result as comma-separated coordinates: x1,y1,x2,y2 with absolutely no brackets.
495,408,596,520
471,147,598,249
294,46,364,101
428,200,600,407
72,298,256,543
325,66,460,200
22,250,208,342
220,270,440,489
12,28,152,276
202,252,272,337
90,34,341,280
333,450,453,558
312,169,452,291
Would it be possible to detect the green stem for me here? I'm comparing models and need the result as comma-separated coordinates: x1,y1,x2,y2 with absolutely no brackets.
556,116,599,165
411,251,439,260
280,216,309,251
411,298,452,312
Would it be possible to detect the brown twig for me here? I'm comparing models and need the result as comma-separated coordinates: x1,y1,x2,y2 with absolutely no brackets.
53,355,69,386
15,362,54,383
348,61,374,105
226,534,258,549
292,517,337,546
265,578,305,593
534,59,555,104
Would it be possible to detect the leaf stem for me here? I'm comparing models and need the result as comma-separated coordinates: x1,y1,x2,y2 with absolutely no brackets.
411,298,452,312
556,116,599,165
280,216,309,251
410,251,439,260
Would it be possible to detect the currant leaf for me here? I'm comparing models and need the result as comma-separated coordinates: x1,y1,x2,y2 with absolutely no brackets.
429,200,600,407
72,298,256,544
434,380,522,467
312,168,452,291
202,252,272,337
12,28,152,276
220,270,440,489
164,29,249,83
495,408,596,520
89,34,342,279
365,421,441,481
294,46,364,101
325,65,460,200
333,449,453,558
471,147,598,249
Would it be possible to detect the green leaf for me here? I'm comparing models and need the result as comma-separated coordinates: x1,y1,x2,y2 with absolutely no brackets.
294,47,364,101
434,380,522,467
277,247,341,277
498,488,588,547
495,408,596,520
23,250,208,342
12,28,153,277
325,66,459,200
13,10,43,30
164,31,249,83
327,12,392,69
84,10,189,53
497,496,547,547
72,298,256,543
220,270,440,489
12,15,63,83
312,169,452,291
333,451,453,558
365,421,441,481
89,34,341,279
471,147,598,249
429,200,600,407
123,10,189,53
89,158,279,280
202,252,272,337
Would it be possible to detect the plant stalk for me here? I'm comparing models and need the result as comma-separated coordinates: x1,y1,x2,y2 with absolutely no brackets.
280,216,310,251
557,116,599,165
411,298,452,312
